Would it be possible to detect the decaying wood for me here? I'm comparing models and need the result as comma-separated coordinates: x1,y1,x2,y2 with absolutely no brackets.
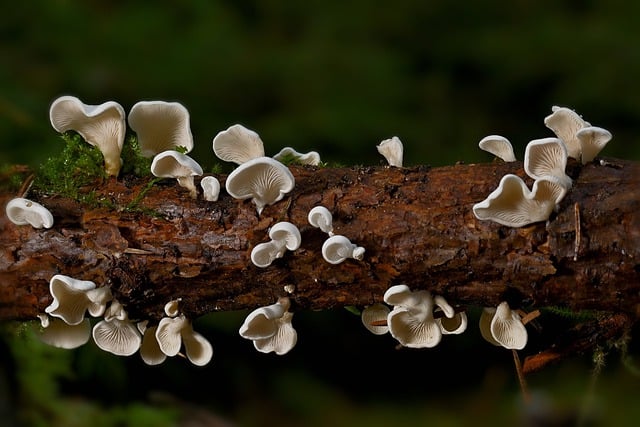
1,158,639,330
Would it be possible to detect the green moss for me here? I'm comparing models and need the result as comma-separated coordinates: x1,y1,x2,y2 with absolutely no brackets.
119,135,152,177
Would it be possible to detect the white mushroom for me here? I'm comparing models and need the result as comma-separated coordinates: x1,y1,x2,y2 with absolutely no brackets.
225,157,295,215
479,301,528,350
543,105,590,160
49,95,126,176
5,197,54,229
478,135,517,162
239,297,297,355
377,136,404,167
128,100,194,158
307,205,334,236
437,310,468,335
92,300,142,356
576,126,612,164
150,150,203,199
250,222,301,268
37,317,92,349
472,174,568,227
272,147,321,166
139,324,167,366
44,275,112,325
212,124,265,165
155,314,213,366
361,303,390,335
164,299,181,318
321,235,365,264
524,137,572,190
200,176,221,202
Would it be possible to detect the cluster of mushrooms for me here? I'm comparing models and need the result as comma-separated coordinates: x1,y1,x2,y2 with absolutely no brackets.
4,97,612,365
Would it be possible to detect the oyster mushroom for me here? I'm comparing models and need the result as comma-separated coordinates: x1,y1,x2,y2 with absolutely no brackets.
543,105,590,160
361,303,390,335
92,300,142,356
307,205,334,236
250,222,301,268
200,176,221,202
321,235,365,264
576,126,612,164
273,147,321,166
44,275,112,326
212,124,265,165
150,150,203,199
5,197,54,229
377,136,404,167
524,137,572,190
239,297,297,355
479,301,528,350
37,316,92,349
49,95,126,176
155,314,213,366
478,135,517,162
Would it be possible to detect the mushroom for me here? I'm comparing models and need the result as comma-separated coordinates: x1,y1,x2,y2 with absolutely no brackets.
273,147,321,166
576,126,612,164
92,300,142,356
200,176,221,202
49,95,126,176
478,135,517,162
250,222,301,268
37,316,92,349
128,100,194,158
361,303,390,335
44,274,112,326
321,235,365,264
138,323,167,366
543,105,590,160
225,157,295,214
437,310,468,335
212,123,265,165
479,301,528,350
524,137,572,190
5,197,54,229
472,174,568,227
155,314,213,366
150,150,203,199
377,136,404,167
239,297,297,355
307,205,334,236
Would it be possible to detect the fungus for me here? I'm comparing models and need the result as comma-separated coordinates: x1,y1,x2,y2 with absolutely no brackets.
543,105,590,160
37,316,92,349
437,310,468,335
361,303,390,335
478,135,517,162
321,235,365,264
383,285,450,348
138,323,167,366
5,197,54,229
273,147,321,166
212,123,265,165
92,300,142,356
49,95,126,176
225,157,295,214
377,136,404,167
472,174,567,227
479,301,528,350
200,176,221,202
150,150,203,199
44,274,112,326
307,205,334,236
576,126,612,164
155,314,213,366
524,137,572,189
128,100,194,158
239,297,297,355
250,222,301,268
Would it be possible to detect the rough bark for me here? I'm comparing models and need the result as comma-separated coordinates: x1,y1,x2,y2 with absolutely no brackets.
1,158,639,328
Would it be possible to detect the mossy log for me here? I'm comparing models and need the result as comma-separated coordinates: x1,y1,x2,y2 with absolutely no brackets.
1,158,638,329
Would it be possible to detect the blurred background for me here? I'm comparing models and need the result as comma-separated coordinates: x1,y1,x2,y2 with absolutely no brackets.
1,1,639,426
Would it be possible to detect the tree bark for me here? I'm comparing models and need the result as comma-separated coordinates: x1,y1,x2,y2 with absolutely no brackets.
1,158,639,327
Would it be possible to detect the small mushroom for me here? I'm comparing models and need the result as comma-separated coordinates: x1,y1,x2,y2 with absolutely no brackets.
361,303,390,335
239,297,297,355
44,274,112,326
150,150,203,199
321,235,365,264
472,174,567,227
128,100,194,158
212,124,265,165
479,301,528,350
200,176,221,202
49,95,126,176
225,157,295,214
139,323,167,366
273,147,321,166
478,135,517,162
543,105,590,160
437,310,468,335
155,314,213,366
377,136,404,167
37,317,92,349
576,126,612,164
92,300,142,356
250,222,301,268
5,197,54,229
307,206,334,236
524,137,572,190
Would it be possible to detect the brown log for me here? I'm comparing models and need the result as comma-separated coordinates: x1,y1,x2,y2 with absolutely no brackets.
1,158,639,324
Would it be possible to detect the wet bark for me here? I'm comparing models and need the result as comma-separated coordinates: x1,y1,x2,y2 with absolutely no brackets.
1,158,639,327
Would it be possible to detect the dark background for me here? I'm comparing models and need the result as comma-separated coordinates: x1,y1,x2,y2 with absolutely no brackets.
1,1,639,426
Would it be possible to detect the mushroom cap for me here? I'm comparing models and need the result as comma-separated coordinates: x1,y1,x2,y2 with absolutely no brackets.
164,299,181,318
268,221,302,251
156,315,188,357
576,126,612,164
128,100,194,158
38,318,92,349
49,95,126,176
490,302,528,350
479,307,501,346
253,311,297,355
225,157,295,214
239,301,288,340
5,197,54,229
200,176,221,202
377,136,404,167
250,241,283,268
524,137,572,189
139,325,167,366
321,235,362,264
478,135,517,162
151,150,203,179
307,206,334,235
438,311,468,335
92,316,142,356
273,147,321,166
45,274,100,325
212,124,265,165
182,328,213,366
383,286,442,348
543,105,590,159
361,303,390,335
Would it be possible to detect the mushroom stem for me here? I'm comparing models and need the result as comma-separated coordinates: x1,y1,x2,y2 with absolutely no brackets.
177,176,198,199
